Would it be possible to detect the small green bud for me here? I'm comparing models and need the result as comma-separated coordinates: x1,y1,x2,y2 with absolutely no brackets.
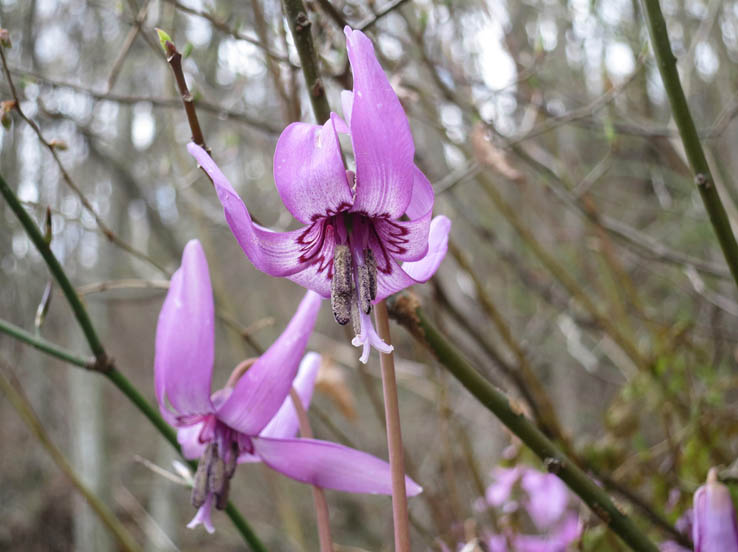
155,28,172,53
182,42,193,58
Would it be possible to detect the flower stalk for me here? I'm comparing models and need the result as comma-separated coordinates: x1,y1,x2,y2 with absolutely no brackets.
374,299,412,552
289,387,334,552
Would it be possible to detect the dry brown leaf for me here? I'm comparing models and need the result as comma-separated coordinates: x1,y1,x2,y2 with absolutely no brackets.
470,122,524,182
315,356,357,420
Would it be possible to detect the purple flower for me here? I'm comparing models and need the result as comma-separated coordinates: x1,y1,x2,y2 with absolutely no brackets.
155,240,422,532
187,27,450,363
481,465,581,552
692,468,738,552
520,469,570,530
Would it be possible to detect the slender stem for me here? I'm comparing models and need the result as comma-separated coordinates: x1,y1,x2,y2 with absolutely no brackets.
0,364,142,552
0,172,266,551
282,0,332,125
0,318,94,369
162,38,207,151
223,503,268,552
290,388,333,552
387,293,660,552
374,300,411,552
640,0,738,291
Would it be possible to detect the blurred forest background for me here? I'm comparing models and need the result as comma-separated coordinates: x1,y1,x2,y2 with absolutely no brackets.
1,0,738,550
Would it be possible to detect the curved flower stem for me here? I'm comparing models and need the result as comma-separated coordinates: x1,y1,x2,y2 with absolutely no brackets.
0,362,142,552
387,293,660,552
289,388,334,552
374,300,411,552
0,172,267,552
640,0,738,292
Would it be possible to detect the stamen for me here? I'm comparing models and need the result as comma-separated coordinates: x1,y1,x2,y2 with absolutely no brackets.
208,447,226,510
364,248,377,301
350,283,361,336
225,441,238,479
331,244,353,325
357,262,372,314
191,443,213,508
215,478,230,510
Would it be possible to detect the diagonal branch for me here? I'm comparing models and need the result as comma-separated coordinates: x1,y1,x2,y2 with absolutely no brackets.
387,292,660,552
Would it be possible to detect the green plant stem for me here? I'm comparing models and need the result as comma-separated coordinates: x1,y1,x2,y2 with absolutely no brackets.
282,0,332,125
0,174,106,361
0,318,94,369
640,0,738,291
387,293,660,552
0,365,142,552
0,172,267,552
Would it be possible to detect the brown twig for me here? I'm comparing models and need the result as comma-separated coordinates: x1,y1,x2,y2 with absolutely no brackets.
160,37,207,151
7,66,280,134
358,0,412,31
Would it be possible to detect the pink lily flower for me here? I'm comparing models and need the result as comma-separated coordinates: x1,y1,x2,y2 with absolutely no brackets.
155,240,422,532
692,468,738,552
188,27,450,363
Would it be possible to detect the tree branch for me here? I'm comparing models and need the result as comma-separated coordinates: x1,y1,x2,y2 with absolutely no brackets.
640,0,738,293
386,292,660,552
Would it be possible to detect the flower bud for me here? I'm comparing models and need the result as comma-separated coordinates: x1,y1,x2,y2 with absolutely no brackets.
693,468,738,552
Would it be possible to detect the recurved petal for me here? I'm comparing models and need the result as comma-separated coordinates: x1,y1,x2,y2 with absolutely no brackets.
188,143,315,278
373,166,434,262
216,291,323,435
154,240,214,419
274,119,353,224
252,436,422,496
345,27,414,218
259,352,322,439
373,215,451,301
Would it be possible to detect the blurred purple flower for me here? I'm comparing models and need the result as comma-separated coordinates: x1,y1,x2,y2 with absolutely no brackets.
692,468,738,552
188,27,450,363
521,469,570,530
155,240,421,532
480,465,581,552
